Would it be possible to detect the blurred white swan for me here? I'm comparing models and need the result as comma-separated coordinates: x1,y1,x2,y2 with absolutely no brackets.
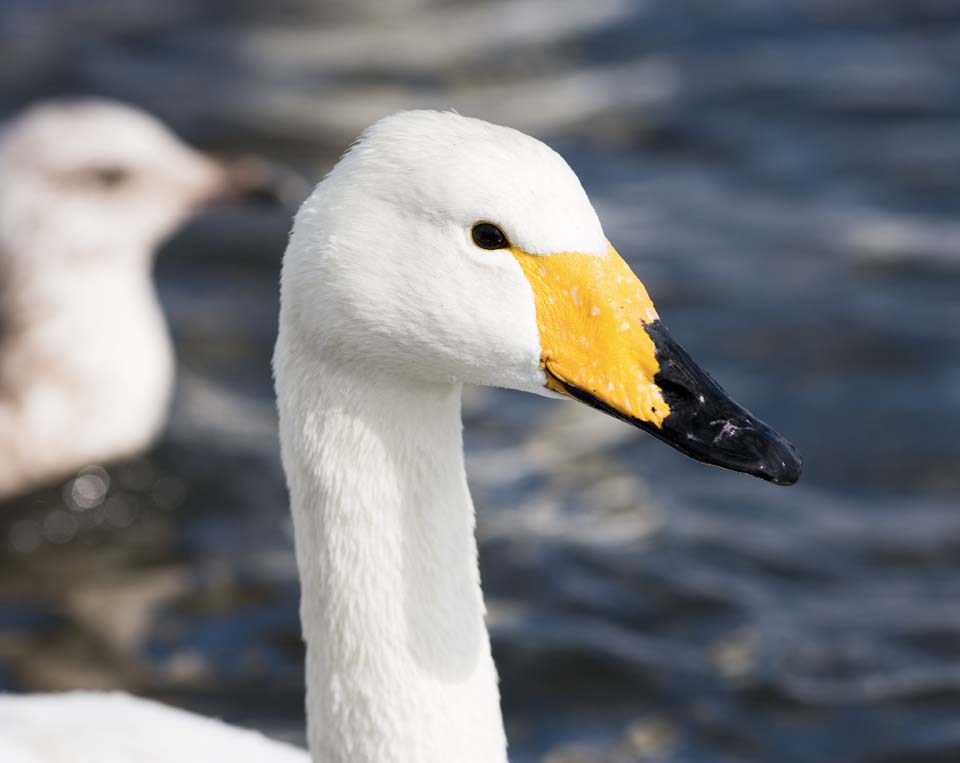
0,99,260,500
0,111,799,762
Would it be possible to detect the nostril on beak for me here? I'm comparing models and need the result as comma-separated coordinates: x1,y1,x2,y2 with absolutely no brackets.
657,376,694,402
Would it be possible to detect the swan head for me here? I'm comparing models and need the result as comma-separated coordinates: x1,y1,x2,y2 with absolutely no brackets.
0,98,260,260
281,110,800,485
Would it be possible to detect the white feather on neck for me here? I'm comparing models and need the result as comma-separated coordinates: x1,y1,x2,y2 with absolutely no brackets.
275,332,507,763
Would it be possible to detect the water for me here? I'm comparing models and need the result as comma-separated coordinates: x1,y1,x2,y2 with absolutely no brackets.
1,1,959,760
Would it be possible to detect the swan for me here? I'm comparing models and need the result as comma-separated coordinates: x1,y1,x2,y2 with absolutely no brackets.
0,110,800,762
0,99,277,500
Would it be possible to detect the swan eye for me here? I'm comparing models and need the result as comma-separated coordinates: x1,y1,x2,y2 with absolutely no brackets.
471,222,509,250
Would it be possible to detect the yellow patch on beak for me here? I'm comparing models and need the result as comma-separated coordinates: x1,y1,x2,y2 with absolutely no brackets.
512,244,670,428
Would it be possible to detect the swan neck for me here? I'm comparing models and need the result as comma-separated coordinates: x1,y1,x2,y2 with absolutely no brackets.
276,355,507,763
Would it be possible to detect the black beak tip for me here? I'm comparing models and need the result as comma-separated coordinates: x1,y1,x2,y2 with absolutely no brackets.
639,320,802,487
755,436,802,486
660,414,803,487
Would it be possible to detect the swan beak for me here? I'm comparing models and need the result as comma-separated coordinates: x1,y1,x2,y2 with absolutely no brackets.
513,245,801,486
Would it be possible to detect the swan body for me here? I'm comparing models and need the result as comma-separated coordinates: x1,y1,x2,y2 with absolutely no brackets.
0,692,308,763
0,99,239,499
0,111,799,761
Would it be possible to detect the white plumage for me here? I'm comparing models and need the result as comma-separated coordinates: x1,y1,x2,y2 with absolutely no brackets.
0,692,308,763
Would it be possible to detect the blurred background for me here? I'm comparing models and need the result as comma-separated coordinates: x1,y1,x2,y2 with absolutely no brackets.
1,1,959,761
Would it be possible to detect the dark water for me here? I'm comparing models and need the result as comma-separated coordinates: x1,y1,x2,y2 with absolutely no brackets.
2,1,959,761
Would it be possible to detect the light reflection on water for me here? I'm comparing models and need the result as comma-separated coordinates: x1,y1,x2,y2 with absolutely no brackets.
2,1,960,761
